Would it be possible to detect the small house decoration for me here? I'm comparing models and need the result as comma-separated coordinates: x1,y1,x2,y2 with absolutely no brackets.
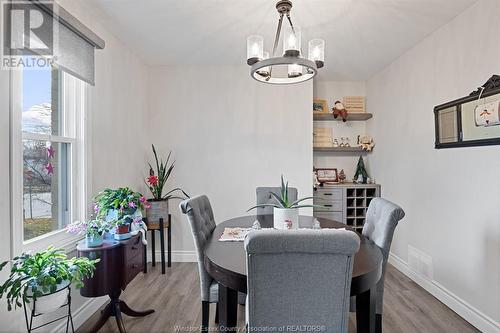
353,156,369,184
332,101,348,122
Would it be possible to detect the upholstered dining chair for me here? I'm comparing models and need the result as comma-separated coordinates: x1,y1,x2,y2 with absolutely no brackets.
245,229,360,333
355,198,405,333
255,187,298,215
180,195,218,331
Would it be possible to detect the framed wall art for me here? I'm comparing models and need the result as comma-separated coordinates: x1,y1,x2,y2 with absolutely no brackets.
434,75,500,149
313,99,329,114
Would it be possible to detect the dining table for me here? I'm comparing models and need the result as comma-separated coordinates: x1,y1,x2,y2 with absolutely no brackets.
204,214,383,333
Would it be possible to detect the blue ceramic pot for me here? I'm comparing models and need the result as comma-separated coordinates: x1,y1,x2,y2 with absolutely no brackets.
86,234,104,247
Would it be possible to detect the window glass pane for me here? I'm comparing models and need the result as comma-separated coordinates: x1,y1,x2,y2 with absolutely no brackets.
22,67,60,135
23,140,70,240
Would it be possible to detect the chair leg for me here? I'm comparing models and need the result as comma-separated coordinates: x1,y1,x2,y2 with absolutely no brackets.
214,303,219,324
376,313,382,333
201,301,209,332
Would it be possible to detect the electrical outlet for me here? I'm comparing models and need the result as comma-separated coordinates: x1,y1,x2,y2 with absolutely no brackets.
408,245,434,280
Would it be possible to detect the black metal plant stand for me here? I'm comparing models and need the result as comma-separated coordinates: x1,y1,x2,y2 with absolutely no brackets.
23,286,74,333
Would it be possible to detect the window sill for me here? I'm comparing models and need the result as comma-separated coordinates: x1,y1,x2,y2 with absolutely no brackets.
23,229,84,254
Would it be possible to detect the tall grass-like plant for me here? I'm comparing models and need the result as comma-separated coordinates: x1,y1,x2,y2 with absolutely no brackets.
248,175,319,211
146,144,188,201
0,247,99,311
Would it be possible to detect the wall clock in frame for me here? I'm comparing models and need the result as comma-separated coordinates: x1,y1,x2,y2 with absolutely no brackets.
434,75,500,149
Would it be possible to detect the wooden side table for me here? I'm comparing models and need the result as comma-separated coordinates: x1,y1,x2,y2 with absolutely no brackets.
77,234,154,333
144,215,171,274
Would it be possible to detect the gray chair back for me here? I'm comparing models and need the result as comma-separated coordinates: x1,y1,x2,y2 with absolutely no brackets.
180,195,216,302
245,229,360,333
362,198,405,314
255,187,298,215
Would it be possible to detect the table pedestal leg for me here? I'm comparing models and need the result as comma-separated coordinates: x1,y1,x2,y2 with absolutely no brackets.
356,287,376,333
88,291,154,333
218,284,238,331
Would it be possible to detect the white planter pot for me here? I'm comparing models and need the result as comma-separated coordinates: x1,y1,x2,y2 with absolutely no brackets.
273,207,299,230
26,281,70,314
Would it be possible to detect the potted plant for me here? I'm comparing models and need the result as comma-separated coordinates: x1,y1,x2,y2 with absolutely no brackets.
145,145,188,225
0,246,98,313
67,218,111,247
248,175,318,229
93,187,149,240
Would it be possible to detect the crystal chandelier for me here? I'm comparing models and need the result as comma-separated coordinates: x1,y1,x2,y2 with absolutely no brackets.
246,0,325,84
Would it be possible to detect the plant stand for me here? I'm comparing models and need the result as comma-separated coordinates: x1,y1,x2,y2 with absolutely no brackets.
144,215,172,274
23,286,74,333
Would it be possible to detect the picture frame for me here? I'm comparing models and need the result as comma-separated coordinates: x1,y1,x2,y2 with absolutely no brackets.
315,168,338,184
313,99,329,114
434,75,500,149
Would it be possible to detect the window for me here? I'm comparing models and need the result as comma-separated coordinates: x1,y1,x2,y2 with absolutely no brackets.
12,65,87,250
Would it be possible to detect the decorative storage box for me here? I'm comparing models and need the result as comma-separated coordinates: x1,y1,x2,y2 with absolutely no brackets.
313,127,333,148
343,96,366,113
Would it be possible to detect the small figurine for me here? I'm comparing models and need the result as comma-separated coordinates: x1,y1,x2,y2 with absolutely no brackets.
332,138,339,148
357,135,375,151
332,101,348,122
340,137,345,147
345,137,350,147
338,169,346,183
313,219,321,229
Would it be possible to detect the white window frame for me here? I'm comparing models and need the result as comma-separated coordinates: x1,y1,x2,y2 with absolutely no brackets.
10,68,89,254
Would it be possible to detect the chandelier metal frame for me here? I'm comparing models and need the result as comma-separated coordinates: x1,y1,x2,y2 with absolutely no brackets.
247,0,324,85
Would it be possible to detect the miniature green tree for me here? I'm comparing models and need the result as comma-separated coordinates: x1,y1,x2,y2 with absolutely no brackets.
353,156,369,183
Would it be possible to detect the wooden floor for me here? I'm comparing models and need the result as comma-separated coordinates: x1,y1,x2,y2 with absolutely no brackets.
78,263,479,333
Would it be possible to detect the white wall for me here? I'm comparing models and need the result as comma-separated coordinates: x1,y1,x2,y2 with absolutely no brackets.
366,0,500,331
147,65,313,254
0,0,150,331
313,81,372,178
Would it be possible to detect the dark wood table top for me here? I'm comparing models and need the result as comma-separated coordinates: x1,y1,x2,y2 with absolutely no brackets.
204,215,383,296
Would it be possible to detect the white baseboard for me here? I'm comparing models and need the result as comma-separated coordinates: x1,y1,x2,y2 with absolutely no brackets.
51,297,107,333
389,253,500,333
147,250,197,262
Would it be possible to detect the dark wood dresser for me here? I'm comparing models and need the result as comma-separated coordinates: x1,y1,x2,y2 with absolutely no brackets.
77,234,154,333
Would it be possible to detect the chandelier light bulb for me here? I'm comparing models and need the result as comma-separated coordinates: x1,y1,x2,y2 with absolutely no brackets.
283,26,301,57
308,39,325,68
288,64,302,78
247,35,264,65
256,51,270,77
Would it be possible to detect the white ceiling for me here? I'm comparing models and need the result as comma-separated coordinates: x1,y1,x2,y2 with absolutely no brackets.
87,0,477,81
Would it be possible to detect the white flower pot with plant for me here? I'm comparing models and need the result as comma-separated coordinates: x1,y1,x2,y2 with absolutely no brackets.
248,175,318,230
0,247,98,314
145,145,188,228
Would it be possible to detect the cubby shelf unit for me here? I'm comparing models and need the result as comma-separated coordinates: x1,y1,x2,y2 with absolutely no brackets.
313,184,381,229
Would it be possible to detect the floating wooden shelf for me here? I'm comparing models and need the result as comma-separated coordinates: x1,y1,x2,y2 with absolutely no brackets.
313,113,373,121
313,146,370,153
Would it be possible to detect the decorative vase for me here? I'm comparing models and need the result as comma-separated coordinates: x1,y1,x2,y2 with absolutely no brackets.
273,207,299,230
86,234,104,247
146,199,169,228
26,281,70,314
